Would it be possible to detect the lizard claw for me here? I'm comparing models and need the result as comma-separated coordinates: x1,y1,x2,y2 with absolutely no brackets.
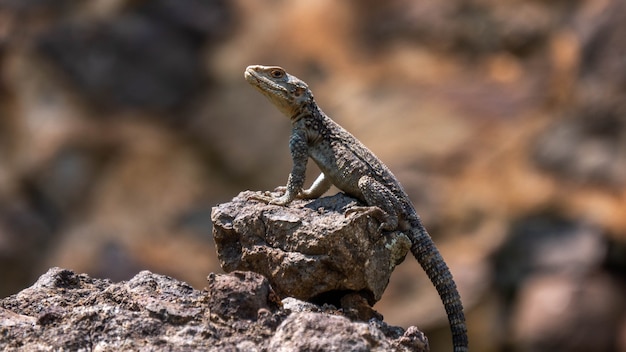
247,190,293,206
267,194,291,206
247,193,273,203
247,184,289,204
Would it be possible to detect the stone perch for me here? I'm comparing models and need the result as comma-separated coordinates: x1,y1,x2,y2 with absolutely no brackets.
211,190,411,308
0,267,428,351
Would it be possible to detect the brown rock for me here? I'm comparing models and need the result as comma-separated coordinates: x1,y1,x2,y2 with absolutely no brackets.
268,311,428,352
206,270,279,321
0,267,428,351
511,273,625,352
211,191,412,306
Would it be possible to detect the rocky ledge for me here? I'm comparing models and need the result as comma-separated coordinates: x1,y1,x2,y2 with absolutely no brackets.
0,191,429,350
0,268,428,351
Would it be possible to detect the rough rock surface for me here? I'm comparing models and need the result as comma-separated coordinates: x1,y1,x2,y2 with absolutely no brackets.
0,267,428,352
211,191,412,306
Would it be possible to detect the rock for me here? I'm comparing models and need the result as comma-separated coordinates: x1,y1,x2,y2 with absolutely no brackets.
36,16,203,110
275,297,428,352
349,0,558,57
533,97,626,187
269,311,428,352
206,270,280,321
211,191,412,306
34,0,236,111
0,267,427,351
511,273,625,352
492,212,607,300
533,0,626,188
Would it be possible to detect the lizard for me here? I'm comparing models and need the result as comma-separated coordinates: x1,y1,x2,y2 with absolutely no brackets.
244,64,468,352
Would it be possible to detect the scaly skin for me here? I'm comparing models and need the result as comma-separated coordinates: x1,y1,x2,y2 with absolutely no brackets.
245,65,468,352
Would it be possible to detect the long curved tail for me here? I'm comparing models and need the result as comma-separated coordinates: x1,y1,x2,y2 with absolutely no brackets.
409,217,468,352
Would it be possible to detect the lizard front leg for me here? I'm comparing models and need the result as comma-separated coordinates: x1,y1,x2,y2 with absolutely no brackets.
251,130,309,206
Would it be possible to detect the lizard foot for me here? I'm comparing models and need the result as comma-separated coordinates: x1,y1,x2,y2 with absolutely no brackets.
247,192,273,203
346,206,397,232
247,191,292,206
267,194,292,206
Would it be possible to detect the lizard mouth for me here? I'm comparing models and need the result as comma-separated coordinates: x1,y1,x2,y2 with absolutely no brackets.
244,67,288,95
243,66,258,83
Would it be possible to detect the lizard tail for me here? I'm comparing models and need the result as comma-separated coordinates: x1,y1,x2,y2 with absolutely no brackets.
408,218,468,352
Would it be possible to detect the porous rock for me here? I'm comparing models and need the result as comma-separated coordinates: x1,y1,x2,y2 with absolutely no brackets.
211,191,412,305
0,267,428,351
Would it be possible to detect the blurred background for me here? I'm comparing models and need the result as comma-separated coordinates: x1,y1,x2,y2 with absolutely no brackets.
1,0,625,351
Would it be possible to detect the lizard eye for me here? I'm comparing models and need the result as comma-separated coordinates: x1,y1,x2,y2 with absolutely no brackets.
270,69,285,78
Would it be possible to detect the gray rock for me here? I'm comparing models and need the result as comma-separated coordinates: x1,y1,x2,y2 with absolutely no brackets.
269,312,422,352
0,267,427,351
206,270,279,321
211,191,412,305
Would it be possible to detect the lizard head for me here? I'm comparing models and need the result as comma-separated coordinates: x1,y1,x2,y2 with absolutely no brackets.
245,65,313,118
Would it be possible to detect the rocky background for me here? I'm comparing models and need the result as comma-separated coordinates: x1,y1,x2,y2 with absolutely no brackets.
0,0,625,351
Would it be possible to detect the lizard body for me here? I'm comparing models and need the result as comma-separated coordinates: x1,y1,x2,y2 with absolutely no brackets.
245,65,468,352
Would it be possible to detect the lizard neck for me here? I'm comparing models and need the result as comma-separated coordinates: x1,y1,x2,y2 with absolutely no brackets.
290,100,320,123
